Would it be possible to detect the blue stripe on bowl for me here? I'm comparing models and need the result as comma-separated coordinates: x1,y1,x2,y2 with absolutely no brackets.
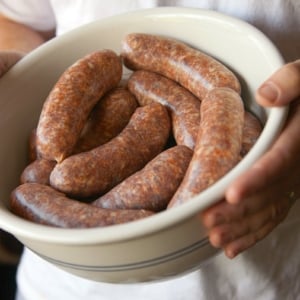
32,237,210,272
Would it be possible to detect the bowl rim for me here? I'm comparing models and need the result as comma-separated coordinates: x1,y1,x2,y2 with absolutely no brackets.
0,7,289,245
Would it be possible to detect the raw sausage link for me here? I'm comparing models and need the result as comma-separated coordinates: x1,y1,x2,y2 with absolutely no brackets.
36,50,122,162
93,145,193,212
241,111,263,157
121,33,241,100
168,88,244,208
50,103,171,198
10,183,154,228
20,159,56,185
28,129,38,163
28,87,137,163
73,87,138,153
127,70,200,150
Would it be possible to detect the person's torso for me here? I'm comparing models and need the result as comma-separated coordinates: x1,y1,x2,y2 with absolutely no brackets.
49,0,299,61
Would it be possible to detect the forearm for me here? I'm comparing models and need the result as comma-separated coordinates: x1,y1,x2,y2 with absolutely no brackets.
0,14,53,53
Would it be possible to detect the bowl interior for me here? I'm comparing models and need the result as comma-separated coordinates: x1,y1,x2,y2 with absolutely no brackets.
0,7,287,243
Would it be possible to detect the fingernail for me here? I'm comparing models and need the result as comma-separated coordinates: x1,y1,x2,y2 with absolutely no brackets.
257,82,279,103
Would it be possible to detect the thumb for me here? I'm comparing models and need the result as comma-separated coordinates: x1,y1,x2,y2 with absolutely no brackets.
0,50,25,77
256,59,300,107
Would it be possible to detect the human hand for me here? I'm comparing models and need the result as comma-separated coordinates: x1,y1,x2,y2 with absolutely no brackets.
201,60,300,259
0,50,24,78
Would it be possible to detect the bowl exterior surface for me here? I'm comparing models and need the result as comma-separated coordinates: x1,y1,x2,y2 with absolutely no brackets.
0,8,286,282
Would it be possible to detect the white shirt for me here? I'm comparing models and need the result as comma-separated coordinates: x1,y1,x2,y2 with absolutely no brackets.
0,0,299,61
0,1,299,300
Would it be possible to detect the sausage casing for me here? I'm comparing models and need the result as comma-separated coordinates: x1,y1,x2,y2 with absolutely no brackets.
28,129,38,162
168,88,244,208
93,145,193,212
241,111,263,157
121,33,241,100
50,103,171,198
73,87,138,153
127,70,200,150
10,183,154,228
20,159,56,185
36,50,122,162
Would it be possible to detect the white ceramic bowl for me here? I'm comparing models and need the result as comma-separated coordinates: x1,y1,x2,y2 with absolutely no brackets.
0,7,288,283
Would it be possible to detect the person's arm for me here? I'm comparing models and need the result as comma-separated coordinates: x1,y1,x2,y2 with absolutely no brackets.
201,60,300,258
0,13,55,264
0,13,55,76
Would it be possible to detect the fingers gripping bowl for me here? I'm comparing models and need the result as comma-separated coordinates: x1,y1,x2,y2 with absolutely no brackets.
0,8,288,283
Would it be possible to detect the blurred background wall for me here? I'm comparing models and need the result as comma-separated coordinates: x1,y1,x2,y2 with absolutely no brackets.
0,230,23,300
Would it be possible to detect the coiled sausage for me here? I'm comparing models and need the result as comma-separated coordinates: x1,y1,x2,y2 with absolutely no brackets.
36,50,122,162
93,145,193,212
74,87,138,153
20,159,56,185
127,70,200,150
50,103,171,198
121,33,241,100
168,87,244,208
10,183,154,228
241,111,263,157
